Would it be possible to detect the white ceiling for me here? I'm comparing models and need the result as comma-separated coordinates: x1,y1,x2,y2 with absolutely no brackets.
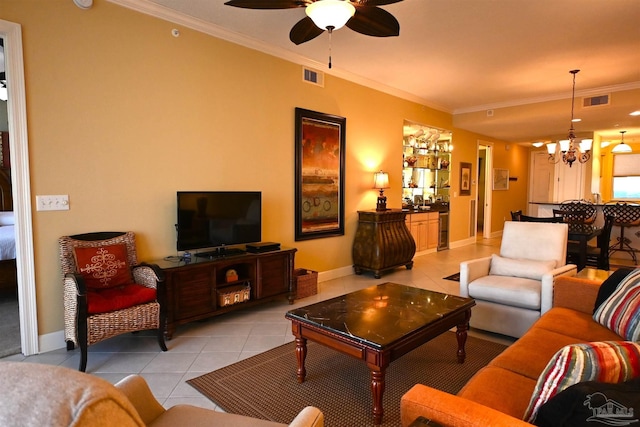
112,0,640,144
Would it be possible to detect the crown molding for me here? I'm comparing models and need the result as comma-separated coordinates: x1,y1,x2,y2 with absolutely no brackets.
106,0,451,113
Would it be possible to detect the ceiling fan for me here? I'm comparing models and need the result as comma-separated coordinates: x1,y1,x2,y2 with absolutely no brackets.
224,0,403,45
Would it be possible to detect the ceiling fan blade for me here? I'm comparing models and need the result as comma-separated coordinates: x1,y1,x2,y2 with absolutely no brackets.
290,17,325,45
353,0,404,5
224,0,306,9
347,6,399,37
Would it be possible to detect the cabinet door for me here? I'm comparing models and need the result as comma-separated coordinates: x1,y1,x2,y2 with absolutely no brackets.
256,253,289,299
171,265,215,320
417,221,428,251
427,213,439,249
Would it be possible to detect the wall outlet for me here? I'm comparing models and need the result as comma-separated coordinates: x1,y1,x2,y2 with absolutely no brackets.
36,195,70,211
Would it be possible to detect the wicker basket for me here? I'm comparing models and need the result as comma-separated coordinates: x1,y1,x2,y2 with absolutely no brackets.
217,283,251,307
294,268,318,299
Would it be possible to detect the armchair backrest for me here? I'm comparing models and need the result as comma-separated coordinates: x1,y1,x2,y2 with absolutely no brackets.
59,231,138,276
500,221,568,268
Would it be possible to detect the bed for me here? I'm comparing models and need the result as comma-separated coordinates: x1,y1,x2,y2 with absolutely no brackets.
0,167,16,293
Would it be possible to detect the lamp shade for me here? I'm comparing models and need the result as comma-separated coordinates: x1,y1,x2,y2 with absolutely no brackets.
558,139,570,152
546,142,557,155
306,0,355,31
612,142,632,153
373,171,389,189
579,139,593,152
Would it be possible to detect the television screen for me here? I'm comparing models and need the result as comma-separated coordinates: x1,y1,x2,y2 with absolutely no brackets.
177,191,261,251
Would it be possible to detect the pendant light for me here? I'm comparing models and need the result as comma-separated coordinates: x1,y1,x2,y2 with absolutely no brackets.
611,131,632,153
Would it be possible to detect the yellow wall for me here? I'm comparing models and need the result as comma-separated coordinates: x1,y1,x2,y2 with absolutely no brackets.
1,0,524,337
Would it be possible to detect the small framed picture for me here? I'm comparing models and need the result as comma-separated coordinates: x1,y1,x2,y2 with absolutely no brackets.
493,168,509,190
460,162,471,196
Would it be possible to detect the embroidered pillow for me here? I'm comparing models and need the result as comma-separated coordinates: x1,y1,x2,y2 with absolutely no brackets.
73,244,132,289
524,341,640,423
489,254,556,281
593,268,640,340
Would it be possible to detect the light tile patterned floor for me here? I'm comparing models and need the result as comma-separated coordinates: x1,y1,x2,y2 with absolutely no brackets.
2,237,505,410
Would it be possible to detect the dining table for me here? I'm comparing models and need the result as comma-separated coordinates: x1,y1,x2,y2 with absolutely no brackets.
567,223,602,271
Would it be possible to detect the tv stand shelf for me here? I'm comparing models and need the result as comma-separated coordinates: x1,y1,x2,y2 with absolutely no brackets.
153,247,296,339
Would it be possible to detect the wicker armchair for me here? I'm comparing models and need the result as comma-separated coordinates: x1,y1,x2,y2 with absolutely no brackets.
59,231,167,372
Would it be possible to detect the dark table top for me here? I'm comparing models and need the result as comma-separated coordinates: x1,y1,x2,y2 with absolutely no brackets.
286,282,474,349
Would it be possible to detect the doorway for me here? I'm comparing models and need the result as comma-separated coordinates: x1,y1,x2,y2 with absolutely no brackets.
0,19,38,356
477,143,493,239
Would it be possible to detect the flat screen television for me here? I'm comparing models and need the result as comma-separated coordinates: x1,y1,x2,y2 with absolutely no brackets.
176,191,261,252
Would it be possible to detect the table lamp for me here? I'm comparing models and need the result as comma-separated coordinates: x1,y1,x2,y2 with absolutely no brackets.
373,171,389,211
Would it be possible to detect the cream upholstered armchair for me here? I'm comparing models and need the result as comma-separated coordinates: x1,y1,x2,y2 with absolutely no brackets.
0,362,324,427
59,231,167,372
460,221,577,338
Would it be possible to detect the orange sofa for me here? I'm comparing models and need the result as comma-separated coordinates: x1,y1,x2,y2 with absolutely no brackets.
400,275,622,426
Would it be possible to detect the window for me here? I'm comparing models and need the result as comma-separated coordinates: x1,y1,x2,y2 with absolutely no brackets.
613,154,640,199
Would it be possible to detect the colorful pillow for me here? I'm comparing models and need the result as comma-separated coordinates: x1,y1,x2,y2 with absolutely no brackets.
489,254,556,280
593,268,635,314
593,268,640,340
524,341,640,423
73,244,133,289
87,284,156,314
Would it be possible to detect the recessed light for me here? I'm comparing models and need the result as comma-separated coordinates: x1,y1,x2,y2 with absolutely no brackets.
571,118,582,123
630,111,640,116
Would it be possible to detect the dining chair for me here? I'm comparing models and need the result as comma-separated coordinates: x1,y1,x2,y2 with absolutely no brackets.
558,200,597,224
519,214,565,223
567,214,615,270
510,210,522,221
603,202,640,265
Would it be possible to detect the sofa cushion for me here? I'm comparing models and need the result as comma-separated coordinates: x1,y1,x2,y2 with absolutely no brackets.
74,244,133,289
469,274,541,310
593,267,635,313
593,268,640,340
458,365,538,420
523,341,640,423
534,307,623,343
489,254,556,281
87,284,157,314
534,377,640,427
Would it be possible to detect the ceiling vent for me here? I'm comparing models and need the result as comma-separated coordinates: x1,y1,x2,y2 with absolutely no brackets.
582,94,610,108
302,66,324,87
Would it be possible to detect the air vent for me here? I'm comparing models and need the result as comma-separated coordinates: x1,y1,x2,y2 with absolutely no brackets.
302,66,324,87
582,94,610,107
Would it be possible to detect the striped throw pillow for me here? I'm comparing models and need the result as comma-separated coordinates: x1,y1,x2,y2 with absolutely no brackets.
593,268,640,340
524,341,640,423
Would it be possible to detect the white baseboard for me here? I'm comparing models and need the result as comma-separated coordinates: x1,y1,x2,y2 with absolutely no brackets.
39,330,66,354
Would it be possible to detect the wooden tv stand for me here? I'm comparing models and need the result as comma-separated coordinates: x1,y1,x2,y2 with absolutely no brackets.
153,248,296,339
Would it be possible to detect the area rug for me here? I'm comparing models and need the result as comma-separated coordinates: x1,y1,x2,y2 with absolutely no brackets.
443,272,460,281
188,332,507,426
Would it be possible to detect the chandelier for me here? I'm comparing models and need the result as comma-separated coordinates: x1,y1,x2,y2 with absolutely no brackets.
546,69,592,167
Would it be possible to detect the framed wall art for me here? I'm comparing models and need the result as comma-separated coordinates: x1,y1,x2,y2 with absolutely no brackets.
493,168,509,190
460,162,471,196
294,107,346,241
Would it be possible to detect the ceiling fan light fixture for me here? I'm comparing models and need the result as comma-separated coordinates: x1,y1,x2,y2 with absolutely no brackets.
306,0,355,31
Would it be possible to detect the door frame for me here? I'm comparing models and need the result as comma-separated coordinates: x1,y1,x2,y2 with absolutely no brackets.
1,19,38,355
478,142,493,239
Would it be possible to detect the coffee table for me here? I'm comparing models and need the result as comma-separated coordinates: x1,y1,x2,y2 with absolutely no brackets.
285,282,475,425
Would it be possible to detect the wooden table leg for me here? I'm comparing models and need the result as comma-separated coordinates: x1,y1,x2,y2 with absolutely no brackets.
370,367,386,425
294,336,307,383
456,309,471,363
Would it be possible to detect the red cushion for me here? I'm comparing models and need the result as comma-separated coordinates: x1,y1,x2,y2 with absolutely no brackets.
73,244,132,289
87,284,156,314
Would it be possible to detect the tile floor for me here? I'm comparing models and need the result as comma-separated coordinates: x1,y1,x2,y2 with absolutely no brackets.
2,237,506,410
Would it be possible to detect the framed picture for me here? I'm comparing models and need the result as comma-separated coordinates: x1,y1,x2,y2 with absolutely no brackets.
460,162,471,196
493,168,509,190
294,108,346,241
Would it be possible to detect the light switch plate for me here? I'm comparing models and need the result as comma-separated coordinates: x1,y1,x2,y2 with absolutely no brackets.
36,195,70,211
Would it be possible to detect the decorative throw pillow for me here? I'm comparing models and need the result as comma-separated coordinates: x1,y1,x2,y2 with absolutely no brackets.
489,254,556,281
73,244,133,289
593,268,635,314
593,268,640,340
524,341,640,423
534,377,640,427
